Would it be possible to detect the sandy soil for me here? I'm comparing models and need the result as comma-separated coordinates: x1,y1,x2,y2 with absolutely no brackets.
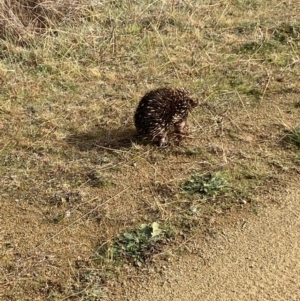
109,185,300,301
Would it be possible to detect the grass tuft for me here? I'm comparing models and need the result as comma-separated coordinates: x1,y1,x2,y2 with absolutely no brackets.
287,126,300,147
0,0,91,44
273,23,300,44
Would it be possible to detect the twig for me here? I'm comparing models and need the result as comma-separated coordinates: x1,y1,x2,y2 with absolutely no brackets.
260,67,271,104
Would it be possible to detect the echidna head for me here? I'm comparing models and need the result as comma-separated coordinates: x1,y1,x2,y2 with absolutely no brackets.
185,95,198,111
176,88,198,110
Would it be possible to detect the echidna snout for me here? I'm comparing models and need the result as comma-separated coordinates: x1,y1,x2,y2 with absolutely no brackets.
134,87,197,147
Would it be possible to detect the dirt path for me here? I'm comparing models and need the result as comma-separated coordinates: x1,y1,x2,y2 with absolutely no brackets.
110,186,300,301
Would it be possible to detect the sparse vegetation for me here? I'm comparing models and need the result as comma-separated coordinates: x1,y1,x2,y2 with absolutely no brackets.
1,0,300,300
182,172,227,198
287,126,300,147
98,222,169,267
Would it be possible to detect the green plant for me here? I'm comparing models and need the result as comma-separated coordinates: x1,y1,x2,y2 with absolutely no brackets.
184,147,203,157
237,41,277,54
287,126,300,147
87,170,112,188
182,172,227,198
273,23,300,43
105,222,166,266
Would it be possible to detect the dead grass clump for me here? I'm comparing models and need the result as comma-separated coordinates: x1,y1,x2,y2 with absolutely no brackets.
0,0,90,44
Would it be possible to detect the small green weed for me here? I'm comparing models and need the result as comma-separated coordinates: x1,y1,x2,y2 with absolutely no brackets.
273,23,300,43
81,284,105,301
233,0,260,9
182,172,227,198
295,153,300,166
237,41,277,54
235,22,257,34
252,206,260,215
236,84,262,99
104,222,167,266
87,170,112,188
287,126,300,147
184,147,203,157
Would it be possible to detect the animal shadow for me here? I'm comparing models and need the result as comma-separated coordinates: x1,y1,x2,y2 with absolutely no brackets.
65,126,138,151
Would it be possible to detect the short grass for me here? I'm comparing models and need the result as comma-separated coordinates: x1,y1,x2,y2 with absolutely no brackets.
1,0,300,300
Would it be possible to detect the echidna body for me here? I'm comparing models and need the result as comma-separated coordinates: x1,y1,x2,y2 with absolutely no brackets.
134,87,197,147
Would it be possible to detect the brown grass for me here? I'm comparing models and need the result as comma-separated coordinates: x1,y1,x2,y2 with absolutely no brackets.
0,0,91,44
0,0,300,300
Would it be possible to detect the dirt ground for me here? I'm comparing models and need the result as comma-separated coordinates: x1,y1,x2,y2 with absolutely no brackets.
109,183,300,301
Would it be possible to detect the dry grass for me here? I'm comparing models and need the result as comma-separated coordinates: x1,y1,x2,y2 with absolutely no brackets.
0,0,95,45
0,0,300,300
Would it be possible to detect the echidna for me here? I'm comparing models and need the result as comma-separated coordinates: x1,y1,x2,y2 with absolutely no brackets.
134,87,198,147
